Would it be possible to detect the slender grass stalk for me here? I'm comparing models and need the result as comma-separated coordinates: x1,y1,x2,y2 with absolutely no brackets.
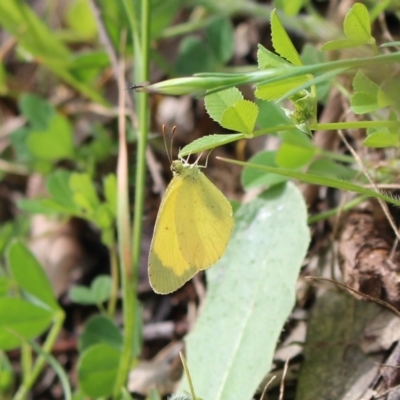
107,243,119,318
13,310,65,400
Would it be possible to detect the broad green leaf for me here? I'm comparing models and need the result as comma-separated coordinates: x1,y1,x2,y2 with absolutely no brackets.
19,94,54,130
220,100,258,134
182,183,309,400
205,88,243,123
26,114,74,161
91,275,112,304
271,9,302,66
179,133,244,157
206,17,234,64
79,315,123,352
322,38,365,51
241,151,287,190
78,343,120,398
363,131,399,148
69,173,100,214
0,298,53,350
7,240,59,310
343,3,373,44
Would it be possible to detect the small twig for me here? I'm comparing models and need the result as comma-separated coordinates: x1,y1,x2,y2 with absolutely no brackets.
260,376,276,400
279,358,289,400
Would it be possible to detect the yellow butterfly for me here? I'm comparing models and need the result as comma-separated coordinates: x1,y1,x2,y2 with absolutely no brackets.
148,157,234,294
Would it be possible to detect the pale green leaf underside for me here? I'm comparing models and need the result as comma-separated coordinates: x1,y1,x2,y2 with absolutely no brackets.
182,183,309,400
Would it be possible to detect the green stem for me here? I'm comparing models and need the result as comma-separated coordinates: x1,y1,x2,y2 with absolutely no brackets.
13,309,65,400
107,243,119,318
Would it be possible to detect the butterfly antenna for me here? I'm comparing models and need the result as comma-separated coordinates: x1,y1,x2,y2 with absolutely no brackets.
171,125,177,162
204,148,214,168
162,124,172,164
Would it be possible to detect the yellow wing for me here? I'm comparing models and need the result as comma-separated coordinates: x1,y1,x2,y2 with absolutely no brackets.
148,166,233,294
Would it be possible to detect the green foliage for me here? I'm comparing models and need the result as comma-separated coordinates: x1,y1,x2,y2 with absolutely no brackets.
322,3,375,51
7,240,59,311
79,315,123,352
18,170,116,245
175,17,234,75
3,1,400,399
77,343,121,398
0,298,53,350
69,275,112,306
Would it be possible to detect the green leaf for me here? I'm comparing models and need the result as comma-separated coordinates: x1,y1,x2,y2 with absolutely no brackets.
276,142,315,168
322,3,374,51
7,240,59,310
26,114,74,161
0,353,14,392
307,159,358,180
351,92,380,114
79,315,123,353
205,88,243,123
343,3,372,44
241,151,287,190
78,343,120,398
257,44,290,69
179,133,244,158
220,100,258,134
69,173,100,214
65,0,97,40
182,183,309,399
271,9,302,66
19,93,55,130
0,298,53,350
103,174,117,218
175,37,216,75
256,100,291,128
69,286,95,305
350,71,381,114
206,17,234,64
91,275,112,304
275,0,307,16
255,75,310,101
69,275,111,305
363,131,399,148
47,170,78,211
